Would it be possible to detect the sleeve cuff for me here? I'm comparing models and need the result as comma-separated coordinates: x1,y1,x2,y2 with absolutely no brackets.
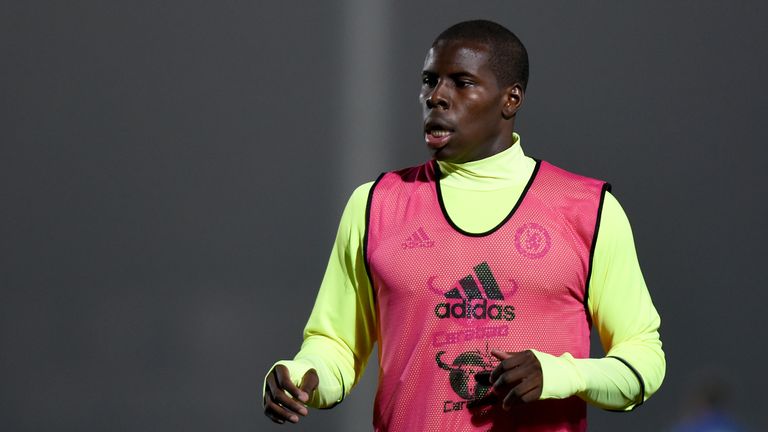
531,350,586,400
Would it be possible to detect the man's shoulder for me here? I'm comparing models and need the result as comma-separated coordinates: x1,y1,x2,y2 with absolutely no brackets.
342,161,434,231
384,160,435,183
358,161,436,195
538,159,608,186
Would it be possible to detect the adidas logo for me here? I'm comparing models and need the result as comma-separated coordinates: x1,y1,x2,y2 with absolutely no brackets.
434,262,515,321
402,227,435,249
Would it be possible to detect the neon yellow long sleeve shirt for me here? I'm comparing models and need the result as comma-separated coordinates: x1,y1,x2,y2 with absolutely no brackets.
265,134,665,412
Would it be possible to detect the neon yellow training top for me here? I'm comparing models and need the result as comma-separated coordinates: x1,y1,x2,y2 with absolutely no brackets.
265,134,665,412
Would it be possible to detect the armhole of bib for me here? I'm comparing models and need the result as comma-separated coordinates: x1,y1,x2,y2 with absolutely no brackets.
363,173,386,302
584,182,611,326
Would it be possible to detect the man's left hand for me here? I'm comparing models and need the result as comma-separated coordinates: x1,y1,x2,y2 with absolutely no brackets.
482,350,543,410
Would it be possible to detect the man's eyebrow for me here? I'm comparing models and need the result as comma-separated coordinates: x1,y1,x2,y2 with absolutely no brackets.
421,70,477,78
449,71,478,80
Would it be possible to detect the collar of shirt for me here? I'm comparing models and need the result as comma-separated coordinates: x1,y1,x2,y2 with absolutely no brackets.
435,133,534,191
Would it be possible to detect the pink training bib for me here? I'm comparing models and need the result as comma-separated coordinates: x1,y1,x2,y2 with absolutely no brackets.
365,159,609,432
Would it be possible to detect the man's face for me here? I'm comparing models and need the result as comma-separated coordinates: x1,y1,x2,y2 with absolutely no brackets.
420,40,511,163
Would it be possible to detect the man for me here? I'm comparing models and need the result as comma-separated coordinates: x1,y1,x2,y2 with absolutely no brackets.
263,20,665,431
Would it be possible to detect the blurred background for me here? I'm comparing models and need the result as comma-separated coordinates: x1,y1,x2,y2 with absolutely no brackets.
2,1,767,431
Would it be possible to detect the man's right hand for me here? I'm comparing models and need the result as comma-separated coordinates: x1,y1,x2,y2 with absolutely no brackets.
263,365,319,424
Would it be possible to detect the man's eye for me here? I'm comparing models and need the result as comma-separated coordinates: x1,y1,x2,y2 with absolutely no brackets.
422,76,437,87
457,80,474,88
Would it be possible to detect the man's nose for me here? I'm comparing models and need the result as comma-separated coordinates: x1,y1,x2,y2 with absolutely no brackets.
425,80,450,110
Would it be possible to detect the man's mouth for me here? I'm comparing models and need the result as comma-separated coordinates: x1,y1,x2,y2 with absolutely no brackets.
425,128,454,149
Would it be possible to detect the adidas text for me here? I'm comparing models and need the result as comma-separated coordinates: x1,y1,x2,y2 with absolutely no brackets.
434,299,515,321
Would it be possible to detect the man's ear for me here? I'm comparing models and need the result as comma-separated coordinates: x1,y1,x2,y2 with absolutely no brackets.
502,84,524,119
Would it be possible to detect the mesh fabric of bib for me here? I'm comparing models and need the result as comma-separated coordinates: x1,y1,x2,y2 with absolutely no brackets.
365,159,609,432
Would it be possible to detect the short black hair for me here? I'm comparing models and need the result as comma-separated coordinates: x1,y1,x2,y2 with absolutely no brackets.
433,20,529,90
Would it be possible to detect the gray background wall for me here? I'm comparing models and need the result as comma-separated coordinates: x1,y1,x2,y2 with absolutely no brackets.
2,1,766,431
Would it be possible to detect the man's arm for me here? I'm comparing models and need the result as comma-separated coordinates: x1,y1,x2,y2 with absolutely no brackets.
263,183,378,422
531,192,665,410
485,192,665,411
